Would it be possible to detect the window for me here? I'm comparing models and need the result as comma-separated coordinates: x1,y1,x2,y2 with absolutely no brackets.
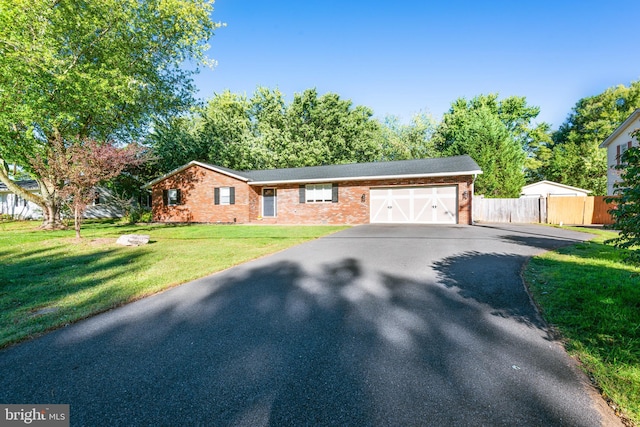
214,187,235,205
302,184,337,203
617,141,633,165
163,189,180,206
138,193,152,208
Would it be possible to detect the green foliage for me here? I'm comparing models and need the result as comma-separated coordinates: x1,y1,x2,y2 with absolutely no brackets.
544,80,640,195
150,87,385,172
380,113,438,161
433,94,539,197
606,145,640,263
0,0,220,224
122,207,154,225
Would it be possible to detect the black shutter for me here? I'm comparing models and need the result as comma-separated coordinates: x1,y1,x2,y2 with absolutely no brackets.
229,187,235,205
176,189,181,205
332,184,339,203
214,187,220,205
299,185,306,203
163,189,168,206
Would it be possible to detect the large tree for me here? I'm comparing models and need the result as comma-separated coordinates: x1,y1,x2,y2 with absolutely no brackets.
150,87,385,172
543,80,640,195
0,0,220,227
433,94,543,197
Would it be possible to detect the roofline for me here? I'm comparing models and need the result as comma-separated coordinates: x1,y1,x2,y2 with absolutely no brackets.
143,161,249,189
521,180,592,194
599,108,640,148
247,170,483,186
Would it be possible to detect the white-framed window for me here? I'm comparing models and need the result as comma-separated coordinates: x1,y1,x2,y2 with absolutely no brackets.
166,188,180,206
220,187,230,205
305,184,333,203
214,187,235,205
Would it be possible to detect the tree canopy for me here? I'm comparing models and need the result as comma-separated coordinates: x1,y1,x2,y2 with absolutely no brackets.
150,87,386,173
433,94,543,197
0,0,220,226
543,80,640,195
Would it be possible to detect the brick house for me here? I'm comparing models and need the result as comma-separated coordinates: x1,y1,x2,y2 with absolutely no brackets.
143,155,482,225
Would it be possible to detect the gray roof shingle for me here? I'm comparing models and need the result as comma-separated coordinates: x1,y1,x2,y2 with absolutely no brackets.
0,179,39,192
144,155,482,188
239,155,482,183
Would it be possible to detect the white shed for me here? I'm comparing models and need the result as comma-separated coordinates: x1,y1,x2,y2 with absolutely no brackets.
521,180,591,198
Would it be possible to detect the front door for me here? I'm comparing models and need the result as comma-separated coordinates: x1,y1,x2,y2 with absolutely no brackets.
262,188,277,217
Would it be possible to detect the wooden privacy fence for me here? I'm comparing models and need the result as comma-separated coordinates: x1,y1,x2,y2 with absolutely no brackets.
474,196,616,225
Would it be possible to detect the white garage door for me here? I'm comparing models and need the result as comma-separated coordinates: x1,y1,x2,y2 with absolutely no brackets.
370,186,458,224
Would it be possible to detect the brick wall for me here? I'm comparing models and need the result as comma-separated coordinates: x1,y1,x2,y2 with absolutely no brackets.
152,165,252,223
253,176,474,225
152,164,475,225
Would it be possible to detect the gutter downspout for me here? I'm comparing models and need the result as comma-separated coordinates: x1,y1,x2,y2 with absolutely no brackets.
471,173,478,225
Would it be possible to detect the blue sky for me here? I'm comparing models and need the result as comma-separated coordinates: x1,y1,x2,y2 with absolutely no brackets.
192,0,640,129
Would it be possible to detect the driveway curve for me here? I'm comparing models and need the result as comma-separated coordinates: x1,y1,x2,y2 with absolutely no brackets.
0,224,621,426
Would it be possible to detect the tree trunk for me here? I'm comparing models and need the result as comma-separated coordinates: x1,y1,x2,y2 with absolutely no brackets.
38,178,65,230
74,205,82,239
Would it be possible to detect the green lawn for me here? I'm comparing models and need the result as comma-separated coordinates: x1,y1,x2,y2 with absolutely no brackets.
524,228,640,425
0,220,347,349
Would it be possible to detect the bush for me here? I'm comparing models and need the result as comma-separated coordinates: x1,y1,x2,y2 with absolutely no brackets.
122,207,153,224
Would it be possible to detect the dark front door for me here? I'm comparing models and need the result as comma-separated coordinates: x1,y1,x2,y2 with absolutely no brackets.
263,188,276,217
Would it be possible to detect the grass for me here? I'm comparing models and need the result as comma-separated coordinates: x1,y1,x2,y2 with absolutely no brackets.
524,227,640,425
0,220,347,349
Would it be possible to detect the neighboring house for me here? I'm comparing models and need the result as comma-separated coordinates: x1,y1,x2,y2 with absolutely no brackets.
143,155,483,225
0,180,42,219
521,180,591,198
0,180,127,220
599,108,640,195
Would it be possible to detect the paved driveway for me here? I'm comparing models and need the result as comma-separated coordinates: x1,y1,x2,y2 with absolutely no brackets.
0,224,620,426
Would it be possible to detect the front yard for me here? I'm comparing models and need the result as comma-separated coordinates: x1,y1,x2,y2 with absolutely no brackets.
2,221,638,425
525,228,640,426
0,221,347,349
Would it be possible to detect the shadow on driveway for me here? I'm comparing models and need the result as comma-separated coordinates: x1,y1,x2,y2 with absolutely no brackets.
0,223,606,426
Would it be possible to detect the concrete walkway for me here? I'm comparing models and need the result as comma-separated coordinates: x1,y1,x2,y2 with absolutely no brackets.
0,224,621,426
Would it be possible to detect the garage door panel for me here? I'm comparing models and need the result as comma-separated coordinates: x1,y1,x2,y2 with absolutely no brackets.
391,198,411,222
370,186,458,224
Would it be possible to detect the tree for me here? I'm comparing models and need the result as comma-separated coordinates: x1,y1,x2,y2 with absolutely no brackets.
152,87,385,171
543,80,640,195
606,142,640,264
0,0,220,228
380,113,437,161
282,89,383,167
30,137,146,238
433,94,543,197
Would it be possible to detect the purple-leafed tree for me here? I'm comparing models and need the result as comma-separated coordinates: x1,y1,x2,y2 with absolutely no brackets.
30,137,146,238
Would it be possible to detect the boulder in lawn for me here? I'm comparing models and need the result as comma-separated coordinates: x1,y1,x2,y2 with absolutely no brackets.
116,234,150,246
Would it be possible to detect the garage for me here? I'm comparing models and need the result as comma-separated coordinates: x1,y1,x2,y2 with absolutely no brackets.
370,186,458,224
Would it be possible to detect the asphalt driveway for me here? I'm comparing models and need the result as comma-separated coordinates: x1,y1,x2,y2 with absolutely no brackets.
0,224,621,426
